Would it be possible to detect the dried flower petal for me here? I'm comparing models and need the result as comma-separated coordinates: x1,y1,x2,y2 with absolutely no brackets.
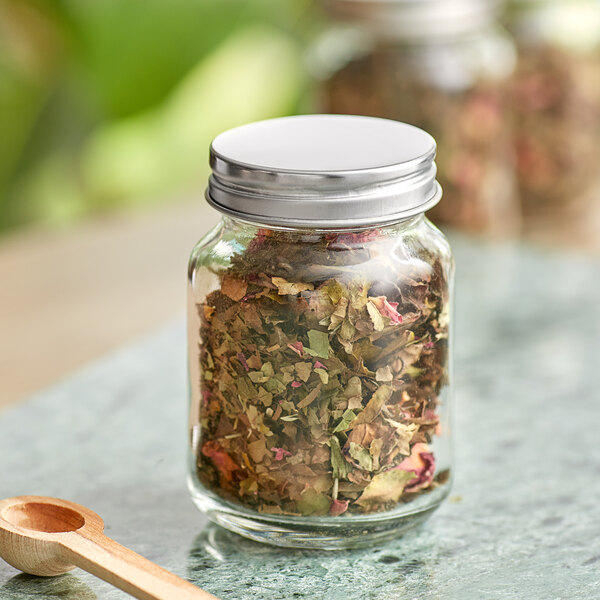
287,341,304,356
201,442,239,483
236,352,250,372
369,296,403,324
271,447,292,461
396,443,436,491
330,499,349,516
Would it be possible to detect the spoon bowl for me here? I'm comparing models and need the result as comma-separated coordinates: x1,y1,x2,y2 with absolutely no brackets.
0,496,217,599
0,496,103,576
3,502,86,533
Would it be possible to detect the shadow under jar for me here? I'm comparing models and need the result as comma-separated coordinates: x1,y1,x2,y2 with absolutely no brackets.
187,115,454,549
316,0,519,236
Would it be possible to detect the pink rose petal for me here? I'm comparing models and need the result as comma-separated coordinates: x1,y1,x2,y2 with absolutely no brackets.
236,352,250,372
271,447,292,461
202,441,239,482
396,443,436,492
314,360,327,370
329,499,349,516
291,381,302,388
287,341,304,357
369,296,403,324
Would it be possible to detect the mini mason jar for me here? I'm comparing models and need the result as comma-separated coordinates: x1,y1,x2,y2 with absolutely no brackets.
506,0,600,228
187,115,454,549
314,0,519,236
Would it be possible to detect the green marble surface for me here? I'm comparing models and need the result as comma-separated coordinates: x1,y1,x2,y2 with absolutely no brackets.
1,237,599,599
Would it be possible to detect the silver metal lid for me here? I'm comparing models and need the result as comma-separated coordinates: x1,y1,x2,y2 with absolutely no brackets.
206,115,441,228
326,0,499,40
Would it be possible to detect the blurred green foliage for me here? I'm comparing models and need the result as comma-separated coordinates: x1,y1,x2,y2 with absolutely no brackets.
0,0,318,232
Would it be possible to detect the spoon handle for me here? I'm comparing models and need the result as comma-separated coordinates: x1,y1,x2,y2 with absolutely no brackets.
60,531,218,600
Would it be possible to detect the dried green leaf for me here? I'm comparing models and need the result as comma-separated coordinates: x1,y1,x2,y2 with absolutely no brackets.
375,366,393,382
339,319,357,340
248,438,268,463
248,371,268,383
295,362,312,382
356,469,416,507
330,436,350,479
257,387,273,407
314,368,329,384
347,384,392,430
370,438,383,471
386,420,418,456
366,300,385,331
272,277,314,295
343,376,362,398
262,362,275,378
306,329,331,359
322,279,345,304
297,488,331,516
333,409,357,433
297,383,323,409
347,396,363,410
349,442,374,471
329,297,349,330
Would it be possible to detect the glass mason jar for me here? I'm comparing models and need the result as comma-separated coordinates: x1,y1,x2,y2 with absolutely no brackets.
314,0,520,236
505,0,600,229
187,115,454,549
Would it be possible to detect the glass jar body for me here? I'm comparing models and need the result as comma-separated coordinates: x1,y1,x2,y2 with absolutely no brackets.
506,0,600,227
187,215,454,549
316,24,519,236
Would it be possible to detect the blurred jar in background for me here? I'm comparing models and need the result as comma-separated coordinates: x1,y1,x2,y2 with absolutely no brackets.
505,0,600,230
314,0,519,236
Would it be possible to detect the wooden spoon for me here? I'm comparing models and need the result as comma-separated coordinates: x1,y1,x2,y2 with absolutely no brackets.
0,496,218,600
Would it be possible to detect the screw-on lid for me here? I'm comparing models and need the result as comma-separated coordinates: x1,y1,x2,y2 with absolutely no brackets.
206,115,441,228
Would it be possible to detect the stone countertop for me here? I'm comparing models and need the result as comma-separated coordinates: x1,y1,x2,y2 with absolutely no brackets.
1,237,599,600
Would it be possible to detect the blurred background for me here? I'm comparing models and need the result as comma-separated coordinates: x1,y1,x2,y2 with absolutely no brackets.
1,0,599,407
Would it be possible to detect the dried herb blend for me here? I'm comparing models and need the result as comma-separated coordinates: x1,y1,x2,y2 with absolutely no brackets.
505,0,600,229
512,44,600,223
193,226,450,517
323,45,520,236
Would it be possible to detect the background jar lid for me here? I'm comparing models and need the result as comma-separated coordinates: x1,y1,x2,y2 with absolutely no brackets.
325,0,500,41
206,114,441,228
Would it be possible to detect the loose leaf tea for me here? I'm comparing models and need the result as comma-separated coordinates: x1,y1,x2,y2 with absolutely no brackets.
511,43,600,224
323,43,520,236
193,227,450,517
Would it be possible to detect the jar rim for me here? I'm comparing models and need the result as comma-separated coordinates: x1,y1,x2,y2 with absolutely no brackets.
205,115,442,228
